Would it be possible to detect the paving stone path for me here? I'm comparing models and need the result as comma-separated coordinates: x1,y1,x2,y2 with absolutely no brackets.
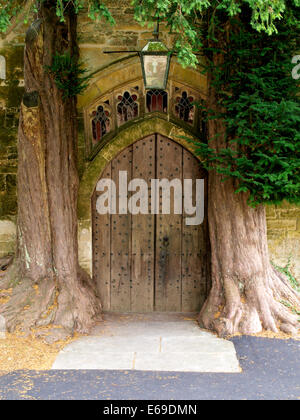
52,313,241,373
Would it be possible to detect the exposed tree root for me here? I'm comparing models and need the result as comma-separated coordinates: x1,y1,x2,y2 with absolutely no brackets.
199,265,300,338
202,52,300,340
0,261,102,338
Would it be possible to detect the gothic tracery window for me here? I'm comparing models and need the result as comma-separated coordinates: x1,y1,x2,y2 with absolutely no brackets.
116,90,139,126
146,89,168,113
88,82,202,154
92,103,111,144
174,91,195,125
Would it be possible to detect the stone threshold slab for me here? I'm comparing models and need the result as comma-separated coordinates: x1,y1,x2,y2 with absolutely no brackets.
52,313,241,373
52,350,241,373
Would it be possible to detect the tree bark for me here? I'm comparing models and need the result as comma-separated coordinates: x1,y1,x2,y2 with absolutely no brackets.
199,72,300,337
0,1,101,335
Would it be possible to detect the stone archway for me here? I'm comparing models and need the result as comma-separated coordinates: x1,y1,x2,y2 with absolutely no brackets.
78,117,206,269
78,117,210,312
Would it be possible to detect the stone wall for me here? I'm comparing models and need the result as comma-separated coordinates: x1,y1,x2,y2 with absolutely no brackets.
266,203,300,278
77,2,176,90
0,3,299,280
0,220,16,257
0,45,23,225
0,44,23,258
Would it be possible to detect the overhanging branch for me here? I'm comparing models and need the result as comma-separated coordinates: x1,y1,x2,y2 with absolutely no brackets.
0,0,34,44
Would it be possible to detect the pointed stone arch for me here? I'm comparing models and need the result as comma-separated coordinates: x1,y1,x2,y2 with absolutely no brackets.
78,116,206,274
78,56,207,111
78,55,207,159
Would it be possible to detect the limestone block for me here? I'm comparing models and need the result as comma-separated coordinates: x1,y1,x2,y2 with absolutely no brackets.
0,220,16,240
78,225,92,276
267,219,297,231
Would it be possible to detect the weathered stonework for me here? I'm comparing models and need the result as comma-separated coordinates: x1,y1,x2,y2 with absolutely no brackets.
78,220,92,274
0,45,23,223
266,203,300,279
0,220,16,257
0,3,299,281
77,115,202,275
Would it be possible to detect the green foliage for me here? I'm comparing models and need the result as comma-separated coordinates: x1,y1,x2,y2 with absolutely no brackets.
1,0,299,207
0,1,297,66
193,9,300,206
0,1,21,32
0,0,115,33
273,259,300,320
0,0,115,101
281,300,300,321
132,0,300,68
273,258,300,293
45,52,91,99
137,1,300,206
87,0,115,23
0,7,12,32
55,0,115,24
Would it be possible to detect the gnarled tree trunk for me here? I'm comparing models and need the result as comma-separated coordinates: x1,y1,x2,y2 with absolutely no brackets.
0,1,101,335
199,80,300,337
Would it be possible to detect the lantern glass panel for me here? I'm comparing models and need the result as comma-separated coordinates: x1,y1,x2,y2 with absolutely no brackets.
143,55,168,90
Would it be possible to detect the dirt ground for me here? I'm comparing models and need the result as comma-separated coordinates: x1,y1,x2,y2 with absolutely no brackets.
0,331,78,375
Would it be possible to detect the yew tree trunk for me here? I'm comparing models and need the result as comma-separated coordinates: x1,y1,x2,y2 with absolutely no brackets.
0,1,101,334
199,75,300,337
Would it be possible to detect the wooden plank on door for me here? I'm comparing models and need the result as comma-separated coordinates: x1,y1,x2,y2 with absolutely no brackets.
181,150,207,311
110,146,132,311
155,135,183,311
131,135,156,312
93,163,112,311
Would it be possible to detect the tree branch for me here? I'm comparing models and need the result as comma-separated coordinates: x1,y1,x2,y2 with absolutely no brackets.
0,0,34,43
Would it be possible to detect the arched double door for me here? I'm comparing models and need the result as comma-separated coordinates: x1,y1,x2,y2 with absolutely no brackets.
92,134,209,312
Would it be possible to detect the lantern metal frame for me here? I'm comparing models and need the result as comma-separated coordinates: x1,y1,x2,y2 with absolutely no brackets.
103,20,172,91
139,50,171,90
139,21,171,90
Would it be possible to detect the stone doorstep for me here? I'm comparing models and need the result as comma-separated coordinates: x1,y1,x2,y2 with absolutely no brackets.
91,317,215,338
51,314,241,373
89,325,213,339
60,336,161,354
59,336,231,354
52,337,241,373
133,352,241,373
52,351,241,373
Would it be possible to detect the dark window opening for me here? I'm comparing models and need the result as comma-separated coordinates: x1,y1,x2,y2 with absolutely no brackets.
92,105,111,144
146,90,168,113
175,91,195,124
117,91,139,126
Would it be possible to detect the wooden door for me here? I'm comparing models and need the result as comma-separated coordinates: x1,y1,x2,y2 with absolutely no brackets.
92,134,208,312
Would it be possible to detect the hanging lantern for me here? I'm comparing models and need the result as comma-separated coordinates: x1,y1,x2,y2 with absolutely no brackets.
104,20,172,90
140,22,171,90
